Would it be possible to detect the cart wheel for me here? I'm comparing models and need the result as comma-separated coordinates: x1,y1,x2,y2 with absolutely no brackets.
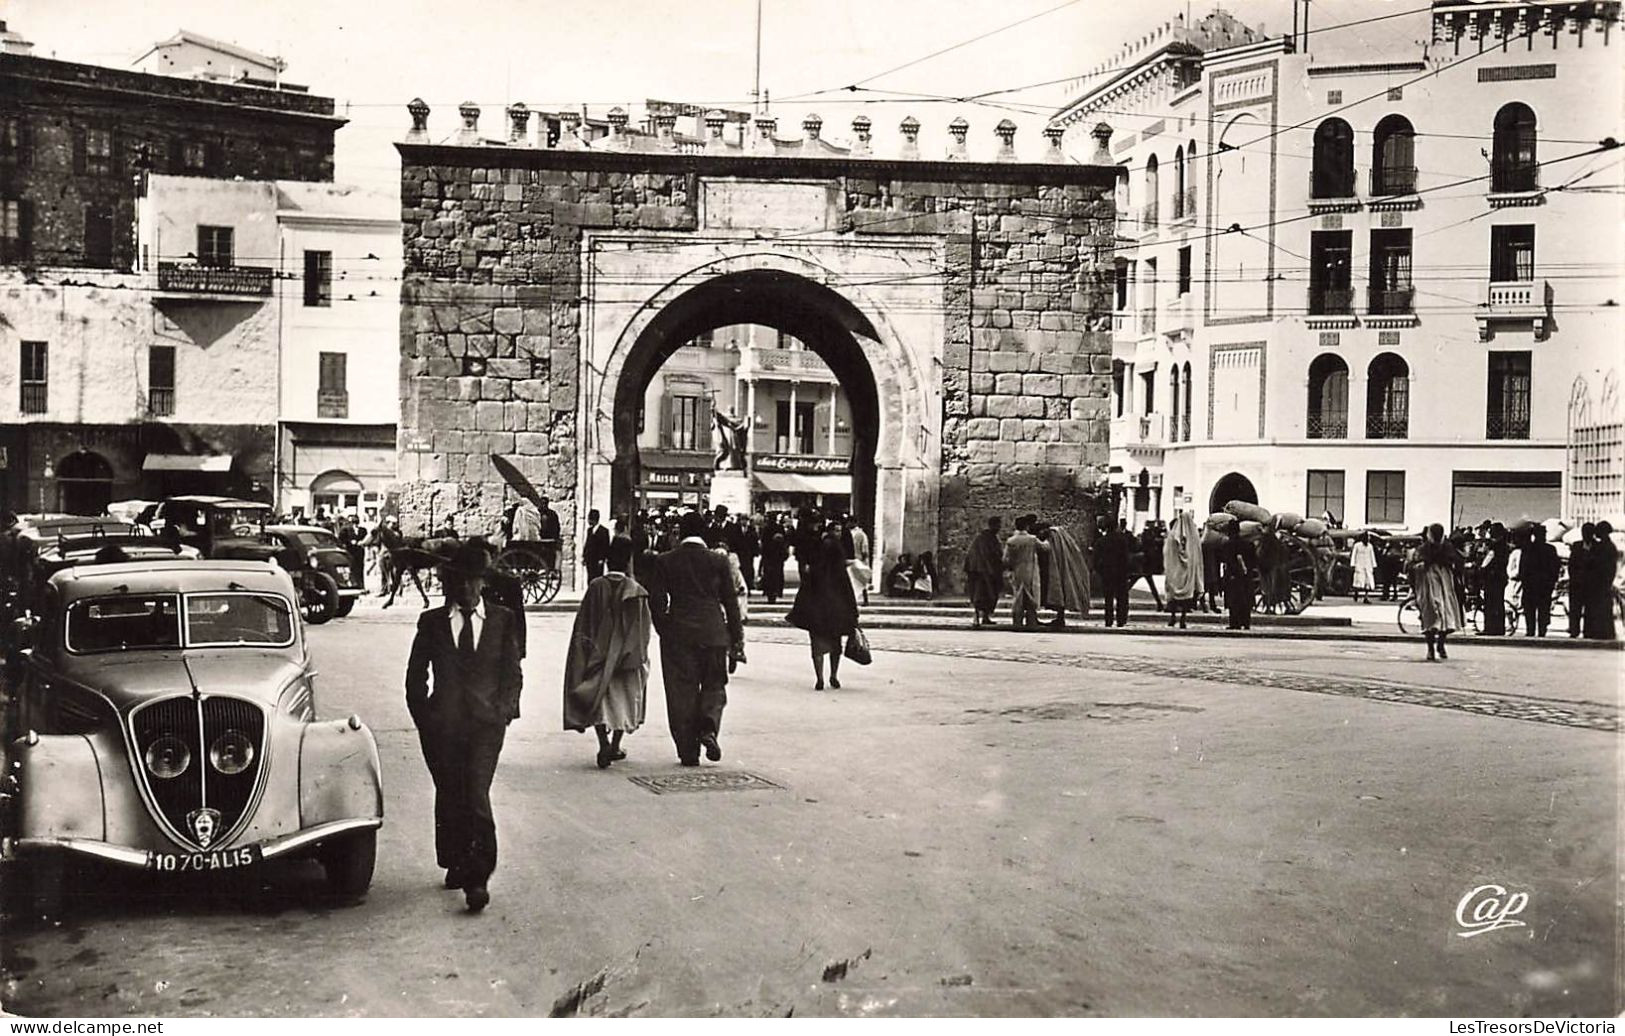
535,565,562,604
1396,597,1419,634
497,548,547,605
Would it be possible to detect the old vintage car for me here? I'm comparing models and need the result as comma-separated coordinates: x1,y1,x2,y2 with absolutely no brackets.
1,559,382,916
145,496,279,563
262,525,367,622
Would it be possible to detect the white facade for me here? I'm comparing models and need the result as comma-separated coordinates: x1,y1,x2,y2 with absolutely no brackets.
133,30,286,85
1058,1,1623,531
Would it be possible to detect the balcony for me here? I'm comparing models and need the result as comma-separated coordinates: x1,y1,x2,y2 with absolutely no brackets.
1366,285,1418,327
1366,413,1409,440
1308,285,1355,315
156,262,274,298
1478,279,1552,341
1490,163,1539,196
1370,165,1418,197
148,387,175,418
1140,201,1159,231
1138,309,1157,336
1486,411,1531,441
739,346,836,382
1307,412,1348,440
1309,170,1359,207
1162,294,1194,337
1171,188,1197,222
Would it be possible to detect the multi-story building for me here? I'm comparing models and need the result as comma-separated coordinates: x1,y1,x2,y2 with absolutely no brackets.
636,325,855,513
0,28,346,512
1057,1,1622,531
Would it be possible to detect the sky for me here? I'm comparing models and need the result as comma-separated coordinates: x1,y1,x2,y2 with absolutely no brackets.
5,0,1429,195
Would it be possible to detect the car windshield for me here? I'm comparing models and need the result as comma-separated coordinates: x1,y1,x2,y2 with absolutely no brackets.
290,530,341,550
66,595,183,653
35,519,133,538
185,593,295,647
208,507,270,537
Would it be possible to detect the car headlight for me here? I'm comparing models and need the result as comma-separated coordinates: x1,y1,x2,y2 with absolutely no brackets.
145,736,191,779
208,730,255,775
308,556,320,570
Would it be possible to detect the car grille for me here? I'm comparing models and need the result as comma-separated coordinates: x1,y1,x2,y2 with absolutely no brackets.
129,695,268,850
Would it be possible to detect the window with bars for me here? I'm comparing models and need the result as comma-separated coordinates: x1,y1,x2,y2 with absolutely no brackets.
1371,115,1416,195
1307,354,1350,439
149,346,176,417
317,352,348,419
1309,230,1353,314
1366,470,1406,525
1,198,32,263
1366,353,1410,439
81,127,116,176
1368,229,1414,315
0,117,30,166
1307,470,1346,525
20,341,47,415
1490,225,1535,283
674,395,703,450
197,225,234,268
304,250,332,307
1491,103,1538,193
1486,352,1532,440
1311,119,1356,198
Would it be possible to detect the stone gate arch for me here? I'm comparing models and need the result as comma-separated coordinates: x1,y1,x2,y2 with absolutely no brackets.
394,103,1118,589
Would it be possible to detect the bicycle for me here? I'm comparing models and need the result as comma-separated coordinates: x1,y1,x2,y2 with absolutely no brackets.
1395,592,1519,635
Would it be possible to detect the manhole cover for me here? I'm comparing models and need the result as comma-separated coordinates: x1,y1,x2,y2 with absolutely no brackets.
628,771,784,795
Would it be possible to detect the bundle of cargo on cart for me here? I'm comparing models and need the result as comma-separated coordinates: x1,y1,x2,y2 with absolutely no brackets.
1202,500,1336,616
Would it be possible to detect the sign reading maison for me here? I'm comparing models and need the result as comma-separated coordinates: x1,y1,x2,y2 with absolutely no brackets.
754,454,851,476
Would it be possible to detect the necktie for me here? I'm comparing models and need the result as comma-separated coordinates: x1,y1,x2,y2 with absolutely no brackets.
457,607,475,658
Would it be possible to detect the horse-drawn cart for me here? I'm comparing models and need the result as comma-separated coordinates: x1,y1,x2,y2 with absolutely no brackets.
494,539,562,605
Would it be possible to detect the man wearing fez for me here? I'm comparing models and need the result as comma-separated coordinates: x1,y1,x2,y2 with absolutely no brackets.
405,540,525,913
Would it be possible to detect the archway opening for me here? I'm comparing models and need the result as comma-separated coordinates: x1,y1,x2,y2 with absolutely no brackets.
1209,471,1258,515
610,269,883,532
55,450,114,516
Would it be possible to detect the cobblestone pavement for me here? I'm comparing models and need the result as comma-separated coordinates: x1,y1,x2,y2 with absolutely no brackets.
747,629,1619,732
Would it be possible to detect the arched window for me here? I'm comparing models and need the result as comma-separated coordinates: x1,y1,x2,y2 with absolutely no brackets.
1311,118,1355,198
1492,103,1537,193
1169,366,1181,441
55,450,115,516
1181,362,1193,442
1173,146,1186,218
1366,353,1410,439
1144,154,1160,227
1371,115,1416,196
1307,354,1349,439
1186,139,1197,216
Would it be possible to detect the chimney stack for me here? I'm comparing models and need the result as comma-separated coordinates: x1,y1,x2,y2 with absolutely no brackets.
405,98,431,144
899,116,920,160
946,116,969,161
994,119,1018,162
850,115,873,158
506,103,531,147
456,101,481,146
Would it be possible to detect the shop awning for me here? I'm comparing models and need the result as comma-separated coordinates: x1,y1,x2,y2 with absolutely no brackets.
753,472,851,495
143,453,233,473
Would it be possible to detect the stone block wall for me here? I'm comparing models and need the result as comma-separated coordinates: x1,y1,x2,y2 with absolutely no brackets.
396,134,1115,588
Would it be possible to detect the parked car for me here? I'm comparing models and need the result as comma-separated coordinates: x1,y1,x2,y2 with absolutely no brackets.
10,533,201,618
17,514,143,543
262,525,367,622
2,559,383,918
145,497,279,563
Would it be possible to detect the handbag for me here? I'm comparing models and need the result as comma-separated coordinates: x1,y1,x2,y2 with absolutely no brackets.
843,626,872,666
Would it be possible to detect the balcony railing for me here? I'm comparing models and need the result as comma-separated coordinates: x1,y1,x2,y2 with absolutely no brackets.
1371,165,1418,197
148,387,175,418
1181,187,1196,218
1307,413,1348,439
1138,309,1156,335
1308,285,1354,315
1137,414,1165,443
1491,163,1538,194
317,392,349,419
19,382,47,415
1366,413,1409,440
1310,170,1358,200
744,347,834,380
1367,285,1415,316
1141,201,1159,229
1180,414,1191,442
1486,411,1531,440
1485,279,1548,314
156,262,274,296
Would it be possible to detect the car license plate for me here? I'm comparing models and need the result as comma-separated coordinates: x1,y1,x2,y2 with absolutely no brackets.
149,845,261,873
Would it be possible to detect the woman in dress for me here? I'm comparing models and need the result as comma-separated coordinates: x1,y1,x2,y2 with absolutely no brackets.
786,531,860,690
563,537,652,768
1161,510,1204,630
1349,532,1378,604
1408,523,1466,661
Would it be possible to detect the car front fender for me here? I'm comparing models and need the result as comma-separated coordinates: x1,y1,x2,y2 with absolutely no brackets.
14,733,106,843
298,718,382,829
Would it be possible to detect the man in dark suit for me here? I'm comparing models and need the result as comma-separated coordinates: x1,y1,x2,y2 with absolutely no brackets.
582,509,611,583
1096,518,1133,628
405,540,525,913
643,510,744,766
1520,525,1560,638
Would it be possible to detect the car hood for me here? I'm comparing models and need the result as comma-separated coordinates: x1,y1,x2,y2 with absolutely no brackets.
58,649,305,707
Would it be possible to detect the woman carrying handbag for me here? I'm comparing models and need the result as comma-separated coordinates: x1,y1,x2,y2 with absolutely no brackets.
786,530,861,690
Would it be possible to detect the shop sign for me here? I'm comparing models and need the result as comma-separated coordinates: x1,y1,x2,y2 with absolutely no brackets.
644,469,708,488
754,453,850,475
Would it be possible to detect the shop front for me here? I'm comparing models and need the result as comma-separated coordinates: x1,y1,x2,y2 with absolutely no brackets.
750,453,852,516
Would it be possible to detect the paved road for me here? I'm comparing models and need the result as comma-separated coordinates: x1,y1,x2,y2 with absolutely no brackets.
3,601,1618,1017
